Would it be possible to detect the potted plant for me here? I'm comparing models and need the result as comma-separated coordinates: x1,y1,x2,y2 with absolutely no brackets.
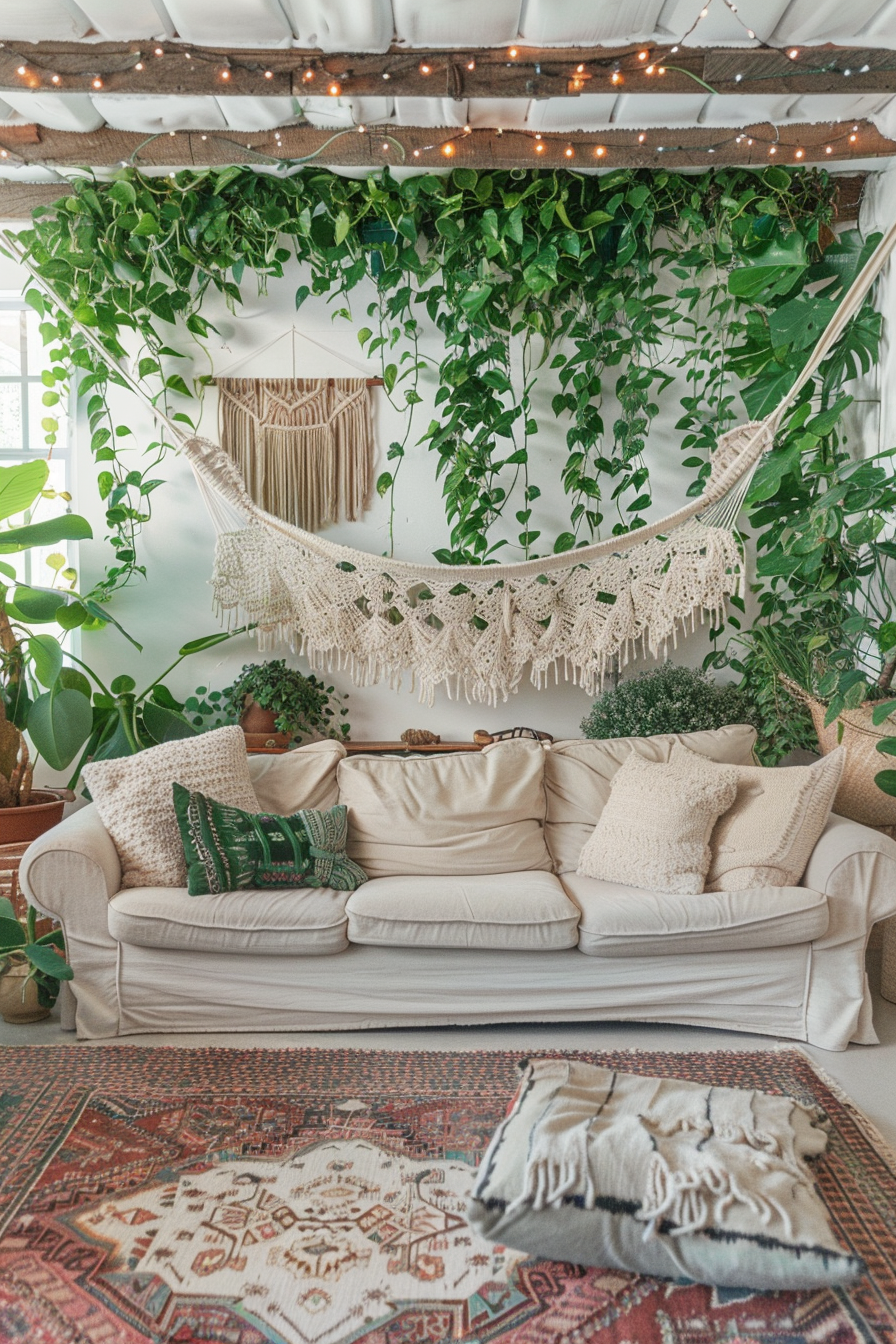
581,662,759,741
223,660,350,748
739,450,896,826
0,895,72,1023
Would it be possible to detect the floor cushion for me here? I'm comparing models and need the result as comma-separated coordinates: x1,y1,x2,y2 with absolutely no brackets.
108,885,350,955
337,740,552,878
543,725,758,874
345,872,579,950
561,873,829,956
468,1057,863,1291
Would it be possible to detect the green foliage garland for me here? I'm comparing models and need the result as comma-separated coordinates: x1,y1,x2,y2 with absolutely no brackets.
4,163,856,585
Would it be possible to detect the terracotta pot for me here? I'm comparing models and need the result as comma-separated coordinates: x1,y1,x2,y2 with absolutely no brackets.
0,790,65,846
239,698,279,736
0,959,50,1024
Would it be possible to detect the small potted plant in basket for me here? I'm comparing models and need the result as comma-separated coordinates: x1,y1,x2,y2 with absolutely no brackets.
0,896,72,1023
223,660,350,749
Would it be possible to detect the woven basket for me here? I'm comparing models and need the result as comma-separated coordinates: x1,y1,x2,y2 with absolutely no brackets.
783,680,896,831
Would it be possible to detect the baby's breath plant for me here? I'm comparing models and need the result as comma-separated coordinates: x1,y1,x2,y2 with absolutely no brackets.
581,662,759,741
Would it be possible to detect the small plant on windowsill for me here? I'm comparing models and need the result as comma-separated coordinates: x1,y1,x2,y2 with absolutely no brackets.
222,660,350,744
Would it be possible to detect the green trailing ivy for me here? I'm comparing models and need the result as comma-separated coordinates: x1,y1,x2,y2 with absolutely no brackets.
4,163,853,587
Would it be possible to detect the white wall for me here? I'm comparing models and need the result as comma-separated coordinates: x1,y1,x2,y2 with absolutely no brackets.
3,178,891,746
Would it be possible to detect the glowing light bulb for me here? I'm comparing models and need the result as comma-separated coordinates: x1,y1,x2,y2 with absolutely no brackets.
849,133,857,141
825,145,833,153
795,148,804,158
788,48,799,58
357,124,366,133
135,61,144,71
646,64,655,74
16,65,25,76
220,68,231,81
700,6,709,15
671,45,679,52
611,70,623,84
464,124,471,132
594,145,606,157
576,63,585,73
735,72,743,81
419,60,432,75
154,46,163,56
466,59,475,70
746,137,753,144
508,47,518,59
264,69,273,79
638,132,646,143
639,50,648,60
413,148,421,157
658,66,666,73
442,141,455,157
746,28,755,38
535,141,545,153
564,144,574,157
92,76,103,88
303,68,315,81
327,80,341,96
184,52,191,59
51,74,60,84
382,71,391,80
768,145,777,154
382,141,390,151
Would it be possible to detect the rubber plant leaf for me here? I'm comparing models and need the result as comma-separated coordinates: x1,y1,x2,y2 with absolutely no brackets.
23,942,73,980
27,686,94,770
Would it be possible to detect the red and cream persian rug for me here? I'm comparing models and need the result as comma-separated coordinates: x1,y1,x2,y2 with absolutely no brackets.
0,1045,893,1344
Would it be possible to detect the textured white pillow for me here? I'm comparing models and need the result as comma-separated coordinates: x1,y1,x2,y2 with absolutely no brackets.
577,742,738,895
706,748,845,891
83,725,260,889
468,1058,863,1291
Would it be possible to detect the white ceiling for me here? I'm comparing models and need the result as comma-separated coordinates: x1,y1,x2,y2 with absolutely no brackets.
1,0,895,49
0,0,894,167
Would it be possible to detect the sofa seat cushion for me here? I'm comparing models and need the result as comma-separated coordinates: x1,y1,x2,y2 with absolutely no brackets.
561,873,829,956
108,886,350,955
345,872,579,951
337,740,552,878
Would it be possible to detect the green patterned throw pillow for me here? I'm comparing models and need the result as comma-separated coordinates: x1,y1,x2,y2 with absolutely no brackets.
172,783,367,896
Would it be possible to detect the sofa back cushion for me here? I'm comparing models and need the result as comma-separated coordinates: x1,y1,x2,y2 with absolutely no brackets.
544,724,758,874
337,740,551,878
248,739,344,814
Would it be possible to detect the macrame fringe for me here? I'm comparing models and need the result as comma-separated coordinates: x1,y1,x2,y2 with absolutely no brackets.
217,378,373,532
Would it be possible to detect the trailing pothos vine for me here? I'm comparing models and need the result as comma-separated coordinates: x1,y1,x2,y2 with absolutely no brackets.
2,165,885,762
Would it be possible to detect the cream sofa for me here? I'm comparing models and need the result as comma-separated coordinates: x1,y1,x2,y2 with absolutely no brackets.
20,727,896,1050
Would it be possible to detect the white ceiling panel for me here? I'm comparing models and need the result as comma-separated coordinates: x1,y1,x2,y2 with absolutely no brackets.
1,91,104,130
390,97,468,126
766,0,896,42
278,0,394,51
219,97,304,131
161,0,292,47
465,97,531,128
391,0,522,48
0,0,92,41
75,0,171,40
93,93,226,129
520,0,666,46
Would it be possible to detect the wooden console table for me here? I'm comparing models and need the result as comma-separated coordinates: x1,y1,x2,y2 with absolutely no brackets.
248,741,483,756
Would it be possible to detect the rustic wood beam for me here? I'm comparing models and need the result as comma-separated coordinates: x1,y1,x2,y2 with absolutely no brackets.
0,40,895,99
0,121,890,173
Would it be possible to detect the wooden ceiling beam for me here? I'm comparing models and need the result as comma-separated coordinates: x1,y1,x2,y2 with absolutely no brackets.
0,40,895,99
0,121,889,174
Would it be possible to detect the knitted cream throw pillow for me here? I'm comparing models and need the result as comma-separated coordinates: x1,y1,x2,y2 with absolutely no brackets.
83,726,260,889
706,747,845,892
577,742,738,895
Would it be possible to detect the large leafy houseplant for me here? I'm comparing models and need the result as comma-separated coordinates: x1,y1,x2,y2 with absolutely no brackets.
581,662,759,741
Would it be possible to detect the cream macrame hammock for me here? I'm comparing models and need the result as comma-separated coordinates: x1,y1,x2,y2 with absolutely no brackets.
10,219,896,706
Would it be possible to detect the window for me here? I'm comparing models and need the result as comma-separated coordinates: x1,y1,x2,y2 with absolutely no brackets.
0,299,72,590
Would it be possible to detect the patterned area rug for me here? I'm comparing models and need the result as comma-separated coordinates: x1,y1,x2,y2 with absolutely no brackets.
0,1046,893,1344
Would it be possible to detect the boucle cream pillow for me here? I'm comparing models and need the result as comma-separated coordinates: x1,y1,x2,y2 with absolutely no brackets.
577,742,737,895
83,725,260,889
706,748,845,892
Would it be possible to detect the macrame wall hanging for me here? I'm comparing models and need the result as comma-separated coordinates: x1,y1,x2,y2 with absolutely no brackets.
217,377,374,531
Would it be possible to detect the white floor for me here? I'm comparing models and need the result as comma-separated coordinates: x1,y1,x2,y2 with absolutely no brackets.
3,951,895,1151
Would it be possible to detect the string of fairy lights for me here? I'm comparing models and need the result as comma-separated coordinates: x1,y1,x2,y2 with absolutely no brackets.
0,0,891,171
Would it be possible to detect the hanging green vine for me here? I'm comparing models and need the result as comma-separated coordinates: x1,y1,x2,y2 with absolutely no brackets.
2,163,874,620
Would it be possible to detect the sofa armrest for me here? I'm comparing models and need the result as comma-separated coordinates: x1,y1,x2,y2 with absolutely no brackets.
19,803,122,1039
801,813,896,1050
20,802,122,916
